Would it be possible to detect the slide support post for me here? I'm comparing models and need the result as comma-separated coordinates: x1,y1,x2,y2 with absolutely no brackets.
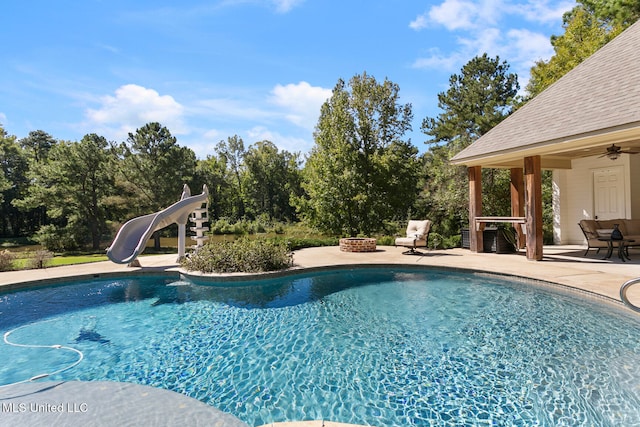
177,223,186,262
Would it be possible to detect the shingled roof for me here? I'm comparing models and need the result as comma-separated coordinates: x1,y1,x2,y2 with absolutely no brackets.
451,20,640,168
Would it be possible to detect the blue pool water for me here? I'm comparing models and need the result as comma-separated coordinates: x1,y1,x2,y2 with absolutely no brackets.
1,269,640,426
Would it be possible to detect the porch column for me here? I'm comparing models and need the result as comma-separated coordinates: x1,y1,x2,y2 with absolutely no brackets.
469,166,483,252
510,168,525,249
524,156,543,260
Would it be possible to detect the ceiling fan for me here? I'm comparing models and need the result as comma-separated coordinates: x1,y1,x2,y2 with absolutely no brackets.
599,144,640,160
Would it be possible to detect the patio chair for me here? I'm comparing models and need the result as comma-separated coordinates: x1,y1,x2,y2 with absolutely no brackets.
578,220,609,256
395,220,432,255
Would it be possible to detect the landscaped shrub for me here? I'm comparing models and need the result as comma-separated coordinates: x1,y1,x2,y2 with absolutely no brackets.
425,232,461,249
181,238,292,273
0,250,15,271
28,250,53,269
270,236,339,251
430,232,445,249
374,235,396,246
446,234,462,249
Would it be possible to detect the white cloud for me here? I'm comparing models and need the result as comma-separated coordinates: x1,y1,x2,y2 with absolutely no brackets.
518,0,574,24
412,50,465,71
0,112,7,127
216,0,304,14
413,0,568,32
181,131,222,159
203,128,223,141
171,81,327,155
410,0,573,75
272,0,304,13
85,84,186,140
270,81,332,130
81,81,325,157
428,0,480,31
459,27,502,55
96,43,120,54
506,28,554,65
409,14,428,30
247,125,311,153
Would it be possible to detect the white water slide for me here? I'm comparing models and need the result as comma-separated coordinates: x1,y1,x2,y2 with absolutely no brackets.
107,184,209,264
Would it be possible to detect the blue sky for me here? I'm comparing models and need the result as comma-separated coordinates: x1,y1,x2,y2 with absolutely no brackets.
1,0,574,158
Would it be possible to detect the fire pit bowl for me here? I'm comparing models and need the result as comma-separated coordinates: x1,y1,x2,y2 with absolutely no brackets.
339,237,377,253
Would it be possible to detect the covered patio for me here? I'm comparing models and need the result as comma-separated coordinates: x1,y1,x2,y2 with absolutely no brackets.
450,20,640,261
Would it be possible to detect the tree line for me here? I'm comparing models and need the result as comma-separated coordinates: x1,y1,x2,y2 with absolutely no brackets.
0,59,517,252
1,0,635,251
0,124,304,251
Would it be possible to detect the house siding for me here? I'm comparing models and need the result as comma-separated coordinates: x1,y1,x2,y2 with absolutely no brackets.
554,155,635,244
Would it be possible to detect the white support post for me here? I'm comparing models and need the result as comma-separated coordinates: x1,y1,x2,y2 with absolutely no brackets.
177,223,186,261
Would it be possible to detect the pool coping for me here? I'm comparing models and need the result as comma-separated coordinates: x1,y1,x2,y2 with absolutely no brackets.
3,261,632,313
0,270,181,293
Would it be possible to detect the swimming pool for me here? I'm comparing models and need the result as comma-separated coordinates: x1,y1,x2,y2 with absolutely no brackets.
1,268,640,426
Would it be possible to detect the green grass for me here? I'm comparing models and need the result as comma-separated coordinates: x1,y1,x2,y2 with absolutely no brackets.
10,253,109,270
48,254,109,266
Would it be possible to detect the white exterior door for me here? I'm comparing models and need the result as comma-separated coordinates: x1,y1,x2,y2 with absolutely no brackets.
593,166,625,220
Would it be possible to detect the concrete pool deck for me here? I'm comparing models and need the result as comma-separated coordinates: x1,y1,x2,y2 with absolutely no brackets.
1,244,639,426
